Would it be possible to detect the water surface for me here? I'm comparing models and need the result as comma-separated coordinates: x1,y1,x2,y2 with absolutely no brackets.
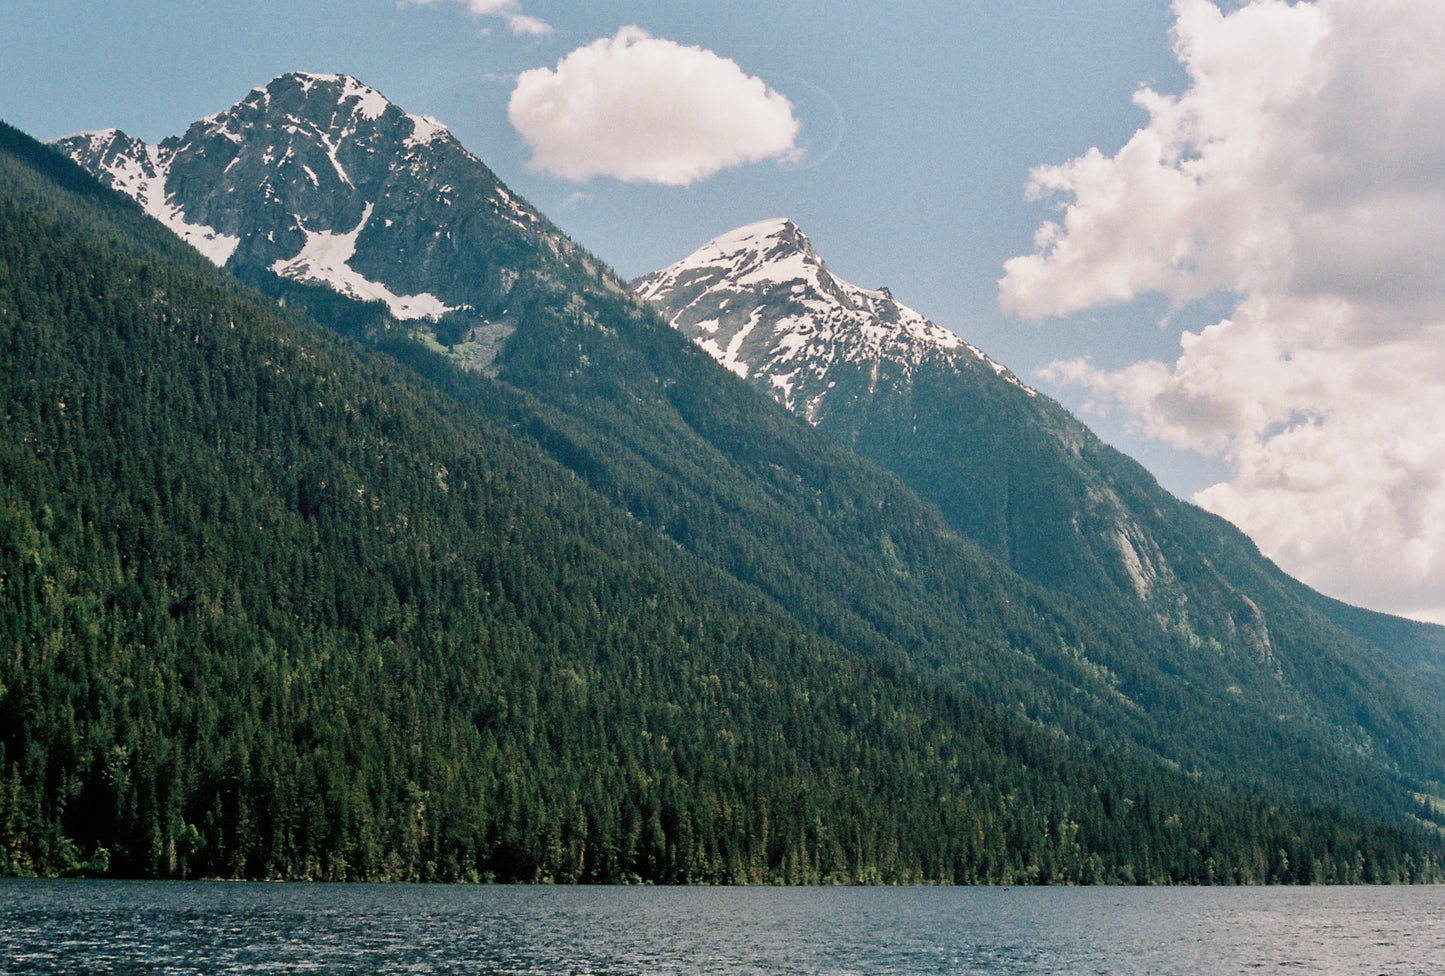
2,881,1442,973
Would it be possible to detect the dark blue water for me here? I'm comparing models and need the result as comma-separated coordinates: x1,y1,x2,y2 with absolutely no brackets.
2,881,1442,973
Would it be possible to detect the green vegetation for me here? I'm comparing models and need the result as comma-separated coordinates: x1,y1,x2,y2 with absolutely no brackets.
2,121,1443,883
404,211,1445,826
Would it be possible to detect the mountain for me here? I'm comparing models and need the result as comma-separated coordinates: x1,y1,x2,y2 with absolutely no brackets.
43,77,1445,871
12,116,1385,885
639,217,1445,784
635,218,1218,605
20,114,1445,885
635,215,1445,630
632,218,1030,417
55,71,616,371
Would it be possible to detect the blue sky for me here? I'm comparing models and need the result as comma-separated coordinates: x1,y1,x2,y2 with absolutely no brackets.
8,1,1445,622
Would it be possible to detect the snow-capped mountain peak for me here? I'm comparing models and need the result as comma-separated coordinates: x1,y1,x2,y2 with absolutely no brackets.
292,72,391,119
670,217,823,288
53,72,578,354
636,219,1027,419
207,72,455,155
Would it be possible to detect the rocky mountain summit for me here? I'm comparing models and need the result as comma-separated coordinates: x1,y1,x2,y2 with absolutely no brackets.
56,72,616,369
636,217,1028,420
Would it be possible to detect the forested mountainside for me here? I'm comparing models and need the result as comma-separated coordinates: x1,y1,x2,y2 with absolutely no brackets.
21,68,1445,880
54,76,1445,828
54,74,1445,842
11,118,1442,882
640,217,1445,786
636,220,1445,675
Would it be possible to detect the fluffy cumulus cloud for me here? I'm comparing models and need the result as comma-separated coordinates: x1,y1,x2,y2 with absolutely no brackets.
404,0,551,37
507,27,801,186
1001,0,1445,621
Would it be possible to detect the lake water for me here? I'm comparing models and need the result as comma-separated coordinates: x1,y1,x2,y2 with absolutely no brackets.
2,881,1442,973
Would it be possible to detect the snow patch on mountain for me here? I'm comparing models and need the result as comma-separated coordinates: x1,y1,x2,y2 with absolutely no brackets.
271,202,455,320
64,130,240,267
490,184,539,232
407,115,450,147
706,306,766,379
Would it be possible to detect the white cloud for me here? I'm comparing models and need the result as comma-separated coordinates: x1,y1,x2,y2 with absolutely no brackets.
504,13,551,37
507,27,801,186
1000,0,1445,622
402,0,552,37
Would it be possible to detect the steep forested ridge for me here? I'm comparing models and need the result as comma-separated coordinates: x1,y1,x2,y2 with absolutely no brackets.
3,118,1443,883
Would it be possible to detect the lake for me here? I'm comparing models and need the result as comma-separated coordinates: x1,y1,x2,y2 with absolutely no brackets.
2,881,1442,973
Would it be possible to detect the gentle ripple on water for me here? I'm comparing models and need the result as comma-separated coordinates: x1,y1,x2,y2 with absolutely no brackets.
1,881,1443,974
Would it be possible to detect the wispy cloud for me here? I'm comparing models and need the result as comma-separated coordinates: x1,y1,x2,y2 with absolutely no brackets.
1001,0,1445,621
507,27,801,186
402,0,552,37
